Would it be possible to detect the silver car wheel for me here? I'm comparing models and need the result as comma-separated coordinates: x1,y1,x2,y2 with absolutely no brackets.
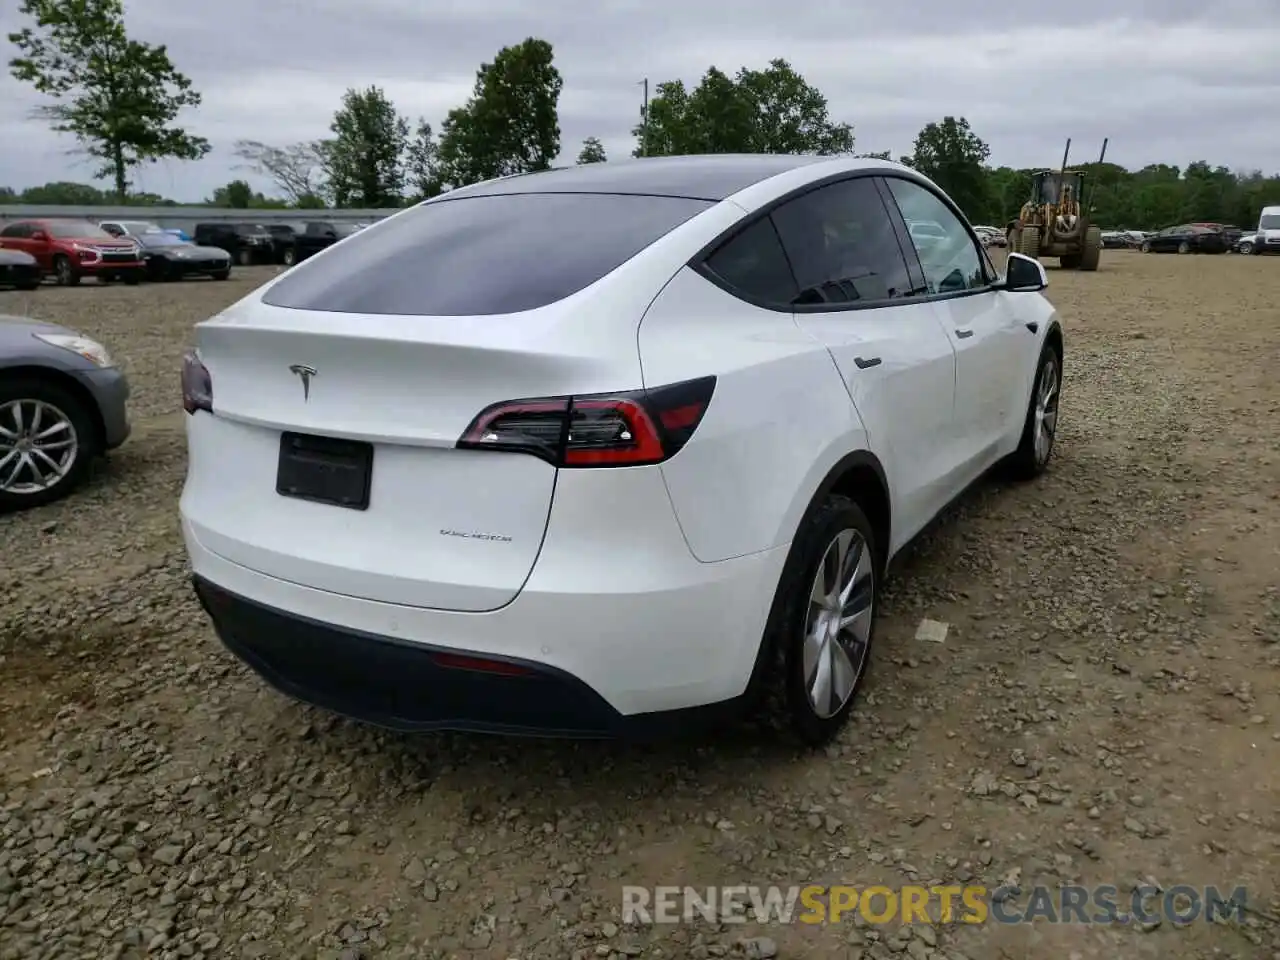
0,399,80,495
803,528,874,719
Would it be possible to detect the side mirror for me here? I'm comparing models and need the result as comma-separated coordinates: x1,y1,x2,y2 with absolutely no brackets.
1002,252,1047,292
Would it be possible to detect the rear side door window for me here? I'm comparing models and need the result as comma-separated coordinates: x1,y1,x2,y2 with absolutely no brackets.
883,178,988,295
701,217,799,305
769,177,915,305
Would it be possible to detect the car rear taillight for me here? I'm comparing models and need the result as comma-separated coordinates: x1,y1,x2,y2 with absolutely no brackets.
181,351,213,414
457,376,716,468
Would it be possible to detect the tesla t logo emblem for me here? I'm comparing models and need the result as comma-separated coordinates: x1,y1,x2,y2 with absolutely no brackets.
289,364,317,401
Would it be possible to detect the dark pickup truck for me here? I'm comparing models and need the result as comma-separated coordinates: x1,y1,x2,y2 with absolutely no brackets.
290,221,360,264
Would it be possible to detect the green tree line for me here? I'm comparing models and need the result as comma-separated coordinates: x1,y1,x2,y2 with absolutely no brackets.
6,0,1280,227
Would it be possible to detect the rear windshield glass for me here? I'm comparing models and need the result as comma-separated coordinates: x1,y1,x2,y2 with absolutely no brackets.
260,192,713,316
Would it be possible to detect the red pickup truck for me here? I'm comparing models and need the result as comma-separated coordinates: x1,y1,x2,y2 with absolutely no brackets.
0,218,146,286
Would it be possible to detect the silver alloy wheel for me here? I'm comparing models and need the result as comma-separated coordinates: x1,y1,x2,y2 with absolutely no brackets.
0,399,80,495
803,528,874,719
1033,357,1059,465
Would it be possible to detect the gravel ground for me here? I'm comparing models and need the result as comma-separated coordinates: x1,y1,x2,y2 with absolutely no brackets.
1,252,1278,960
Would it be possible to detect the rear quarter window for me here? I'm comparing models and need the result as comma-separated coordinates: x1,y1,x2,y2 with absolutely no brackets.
260,192,713,316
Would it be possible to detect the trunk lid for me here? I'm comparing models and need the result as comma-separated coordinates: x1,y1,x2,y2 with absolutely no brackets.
185,299,640,612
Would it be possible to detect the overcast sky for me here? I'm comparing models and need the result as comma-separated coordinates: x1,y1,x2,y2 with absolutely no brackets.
1,0,1278,201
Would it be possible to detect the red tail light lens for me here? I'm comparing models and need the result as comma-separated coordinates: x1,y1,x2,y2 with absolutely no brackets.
181,351,213,414
457,376,716,467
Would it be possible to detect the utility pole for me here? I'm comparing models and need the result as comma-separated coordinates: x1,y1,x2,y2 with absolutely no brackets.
639,78,649,157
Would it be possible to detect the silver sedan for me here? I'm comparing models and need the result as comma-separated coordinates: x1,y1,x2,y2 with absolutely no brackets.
0,315,130,511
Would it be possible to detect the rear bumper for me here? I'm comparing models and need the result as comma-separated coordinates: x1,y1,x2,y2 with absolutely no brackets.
194,575,747,737
181,462,789,733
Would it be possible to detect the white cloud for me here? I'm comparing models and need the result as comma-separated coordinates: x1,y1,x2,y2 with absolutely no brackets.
1,1,1277,199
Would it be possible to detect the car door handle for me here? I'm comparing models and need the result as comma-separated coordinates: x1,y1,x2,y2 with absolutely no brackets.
853,356,881,369
955,328,974,339
1025,321,1039,333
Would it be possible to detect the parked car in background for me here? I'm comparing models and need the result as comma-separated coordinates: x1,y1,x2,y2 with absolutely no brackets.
137,231,231,282
1256,206,1280,254
972,226,1006,248
99,219,193,244
290,221,361,264
1233,232,1258,254
0,249,41,290
1140,224,1229,255
180,154,1064,744
0,315,130,511
265,224,302,266
0,219,144,285
1100,231,1131,249
193,222,275,266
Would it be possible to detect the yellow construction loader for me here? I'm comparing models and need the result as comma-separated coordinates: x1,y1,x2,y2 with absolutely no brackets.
1006,138,1106,271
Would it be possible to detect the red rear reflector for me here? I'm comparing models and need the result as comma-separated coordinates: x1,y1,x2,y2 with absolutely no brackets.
432,653,532,676
457,376,716,468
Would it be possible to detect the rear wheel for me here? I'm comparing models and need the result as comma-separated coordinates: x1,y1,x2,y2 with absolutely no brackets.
282,247,296,267
237,248,252,267
1079,226,1102,271
1141,241,1152,253
1177,241,1190,254
1240,241,1255,255
759,494,879,746
0,377,97,513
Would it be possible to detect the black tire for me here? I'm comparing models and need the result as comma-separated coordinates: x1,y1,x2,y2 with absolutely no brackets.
123,271,142,285
16,280,40,291
1177,241,1190,254
1005,343,1061,481
0,376,98,513
212,268,230,281
53,255,79,286
757,494,880,746
1079,226,1102,271
1018,225,1041,260
1141,241,1151,253
282,247,296,267
237,248,252,267
1240,241,1254,255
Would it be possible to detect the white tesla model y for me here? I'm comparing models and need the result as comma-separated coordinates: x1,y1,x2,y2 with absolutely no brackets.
180,155,1062,745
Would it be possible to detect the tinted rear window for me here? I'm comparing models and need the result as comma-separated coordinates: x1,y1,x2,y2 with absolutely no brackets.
261,192,713,316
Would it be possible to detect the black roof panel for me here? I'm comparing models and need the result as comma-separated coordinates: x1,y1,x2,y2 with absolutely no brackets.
443,154,830,202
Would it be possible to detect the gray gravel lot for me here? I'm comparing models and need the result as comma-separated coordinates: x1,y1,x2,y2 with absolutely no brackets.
1,254,1279,960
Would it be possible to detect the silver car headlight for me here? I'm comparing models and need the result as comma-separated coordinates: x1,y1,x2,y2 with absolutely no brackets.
34,333,116,368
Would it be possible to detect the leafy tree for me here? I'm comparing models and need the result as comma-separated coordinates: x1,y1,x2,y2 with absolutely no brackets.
9,180,110,204
577,136,607,164
322,86,408,207
436,37,563,187
7,0,210,201
404,119,444,200
633,59,853,157
233,140,328,205
903,116,991,221
208,179,255,208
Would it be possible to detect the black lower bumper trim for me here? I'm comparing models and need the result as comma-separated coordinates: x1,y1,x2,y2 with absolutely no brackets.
192,576,742,739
